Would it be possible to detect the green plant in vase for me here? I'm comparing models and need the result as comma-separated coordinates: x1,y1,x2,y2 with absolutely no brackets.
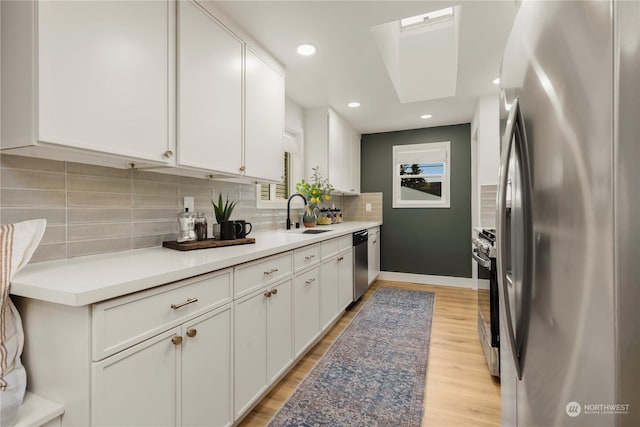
295,166,334,227
211,194,237,238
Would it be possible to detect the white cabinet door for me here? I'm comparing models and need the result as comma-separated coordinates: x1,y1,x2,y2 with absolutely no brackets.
306,107,360,194
267,280,293,383
320,259,339,331
350,129,361,193
92,328,179,426
177,1,243,175
244,48,285,181
338,249,354,310
234,291,268,417
368,228,380,285
182,305,233,427
294,268,321,356
328,110,345,192
37,1,173,163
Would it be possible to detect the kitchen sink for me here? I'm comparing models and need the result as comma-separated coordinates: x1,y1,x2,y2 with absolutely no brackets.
301,229,332,234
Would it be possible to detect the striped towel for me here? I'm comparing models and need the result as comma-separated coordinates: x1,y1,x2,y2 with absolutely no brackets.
1,219,46,427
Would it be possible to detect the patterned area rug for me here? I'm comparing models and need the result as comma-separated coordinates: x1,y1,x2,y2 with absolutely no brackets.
267,287,435,427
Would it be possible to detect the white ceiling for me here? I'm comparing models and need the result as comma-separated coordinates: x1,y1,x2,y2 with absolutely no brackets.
212,1,519,134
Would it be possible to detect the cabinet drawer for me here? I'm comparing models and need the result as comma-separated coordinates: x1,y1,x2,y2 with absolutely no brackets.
234,252,292,298
92,269,232,361
294,244,320,271
337,235,352,252
320,238,338,260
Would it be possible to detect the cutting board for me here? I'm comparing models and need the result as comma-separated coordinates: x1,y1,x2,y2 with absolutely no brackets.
163,238,256,251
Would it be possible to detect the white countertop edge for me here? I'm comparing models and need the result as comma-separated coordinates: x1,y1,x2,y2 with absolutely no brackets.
11,222,382,307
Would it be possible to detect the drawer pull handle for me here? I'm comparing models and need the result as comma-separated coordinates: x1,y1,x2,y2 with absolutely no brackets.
372,240,377,244
171,336,183,345
271,288,278,295
186,329,197,338
304,278,316,285
264,290,272,298
263,268,279,275
304,254,316,260
171,297,198,310
338,256,344,262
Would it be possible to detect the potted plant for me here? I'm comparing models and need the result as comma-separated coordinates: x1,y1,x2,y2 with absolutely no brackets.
295,166,334,227
211,194,237,238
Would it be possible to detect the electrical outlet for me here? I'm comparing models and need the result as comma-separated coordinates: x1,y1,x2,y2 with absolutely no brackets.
183,197,194,212
365,203,372,212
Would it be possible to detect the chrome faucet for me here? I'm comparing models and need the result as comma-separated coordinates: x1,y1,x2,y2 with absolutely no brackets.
286,193,307,230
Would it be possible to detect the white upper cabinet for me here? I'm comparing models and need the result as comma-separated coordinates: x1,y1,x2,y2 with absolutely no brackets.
304,107,361,194
244,48,285,182
176,1,285,181
177,0,243,175
1,0,285,181
1,0,175,167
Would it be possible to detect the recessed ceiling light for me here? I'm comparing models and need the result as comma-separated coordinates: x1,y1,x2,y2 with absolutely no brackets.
420,114,433,119
296,43,317,56
492,77,500,85
348,102,360,108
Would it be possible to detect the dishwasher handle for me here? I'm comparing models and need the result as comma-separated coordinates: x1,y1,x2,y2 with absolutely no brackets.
353,230,369,246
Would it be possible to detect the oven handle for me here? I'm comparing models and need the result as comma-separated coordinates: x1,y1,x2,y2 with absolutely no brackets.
472,250,492,269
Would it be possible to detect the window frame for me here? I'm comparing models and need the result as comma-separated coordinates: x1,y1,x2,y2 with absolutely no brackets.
392,141,451,209
256,127,305,210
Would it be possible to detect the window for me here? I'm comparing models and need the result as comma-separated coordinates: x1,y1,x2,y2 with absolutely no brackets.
392,141,450,208
260,152,290,201
256,128,303,209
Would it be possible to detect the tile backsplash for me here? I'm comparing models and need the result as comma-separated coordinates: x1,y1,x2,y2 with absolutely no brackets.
342,192,383,222
0,155,302,263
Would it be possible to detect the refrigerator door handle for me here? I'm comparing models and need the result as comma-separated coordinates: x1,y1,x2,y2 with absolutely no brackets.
497,97,533,380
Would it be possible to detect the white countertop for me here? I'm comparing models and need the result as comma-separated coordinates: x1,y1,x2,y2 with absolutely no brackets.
10,222,381,307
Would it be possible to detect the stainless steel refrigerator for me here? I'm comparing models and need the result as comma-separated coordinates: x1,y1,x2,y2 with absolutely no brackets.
497,1,639,426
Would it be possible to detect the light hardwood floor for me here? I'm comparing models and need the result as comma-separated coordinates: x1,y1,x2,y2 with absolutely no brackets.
238,280,501,426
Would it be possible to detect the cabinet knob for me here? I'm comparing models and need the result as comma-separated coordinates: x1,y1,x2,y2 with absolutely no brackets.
171,336,183,345
337,256,344,262
304,278,316,286
264,290,272,298
239,166,246,172
271,288,278,295
163,150,174,158
186,328,197,338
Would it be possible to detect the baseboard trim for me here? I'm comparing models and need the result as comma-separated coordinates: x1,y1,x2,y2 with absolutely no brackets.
377,271,477,289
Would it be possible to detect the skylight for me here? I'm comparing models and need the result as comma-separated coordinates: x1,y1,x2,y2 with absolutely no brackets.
400,7,454,29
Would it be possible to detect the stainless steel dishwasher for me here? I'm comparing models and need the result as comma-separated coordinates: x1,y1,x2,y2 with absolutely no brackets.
352,229,369,302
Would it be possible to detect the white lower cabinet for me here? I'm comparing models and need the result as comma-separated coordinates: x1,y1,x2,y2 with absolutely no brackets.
320,258,339,331
92,304,233,427
16,233,366,426
234,279,293,419
368,227,381,285
92,328,179,426
338,249,355,310
294,267,321,356
320,248,354,331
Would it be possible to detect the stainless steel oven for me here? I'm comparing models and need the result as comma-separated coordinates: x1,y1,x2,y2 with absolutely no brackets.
473,228,499,377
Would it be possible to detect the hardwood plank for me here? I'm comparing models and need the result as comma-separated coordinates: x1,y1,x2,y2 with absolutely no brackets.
237,280,501,427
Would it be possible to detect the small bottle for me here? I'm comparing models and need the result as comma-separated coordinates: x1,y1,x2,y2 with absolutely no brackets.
177,208,196,243
194,212,208,241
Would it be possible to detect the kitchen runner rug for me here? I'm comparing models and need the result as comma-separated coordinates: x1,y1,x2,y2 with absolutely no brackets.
267,287,435,427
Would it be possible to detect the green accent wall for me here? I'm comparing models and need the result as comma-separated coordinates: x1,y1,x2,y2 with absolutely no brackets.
361,124,472,278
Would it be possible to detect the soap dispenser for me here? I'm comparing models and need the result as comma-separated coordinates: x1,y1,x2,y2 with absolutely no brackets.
177,208,196,243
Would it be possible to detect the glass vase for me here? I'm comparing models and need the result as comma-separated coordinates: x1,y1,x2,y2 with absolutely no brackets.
303,204,318,228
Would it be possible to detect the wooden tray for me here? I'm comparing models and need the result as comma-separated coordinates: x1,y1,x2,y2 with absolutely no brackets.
163,237,256,251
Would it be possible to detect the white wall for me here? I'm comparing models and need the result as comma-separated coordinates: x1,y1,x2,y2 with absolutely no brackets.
471,94,500,228
285,97,304,134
